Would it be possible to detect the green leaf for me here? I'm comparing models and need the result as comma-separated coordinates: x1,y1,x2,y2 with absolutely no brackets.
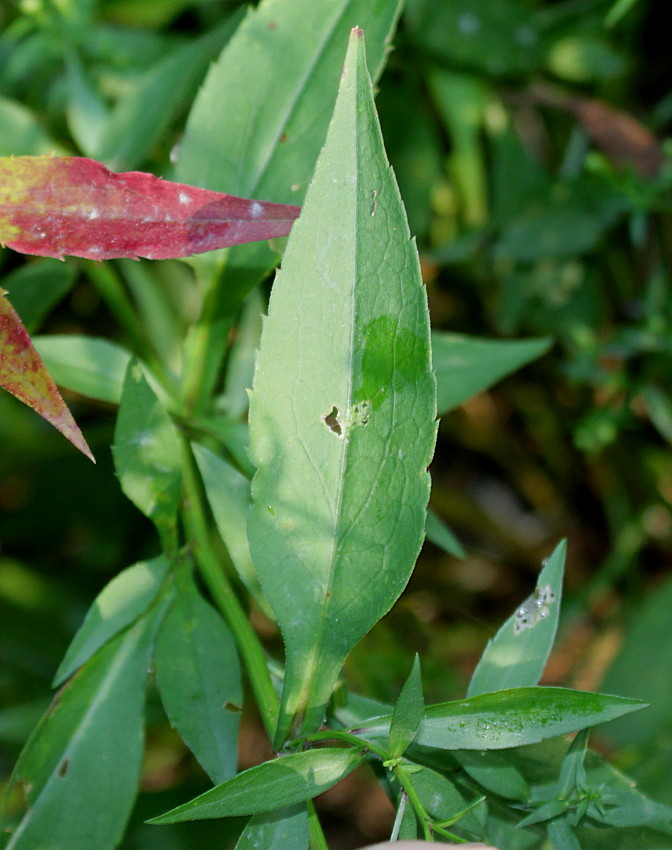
2,260,75,333
248,29,436,744
32,335,131,404
112,360,182,551
176,0,403,201
547,817,582,850
1,605,167,850
0,96,68,157
467,540,566,697
573,826,672,849
175,0,404,410
358,687,646,751
235,805,309,850
411,766,486,835
192,443,271,616
432,332,551,415
148,748,365,824
98,16,242,171
54,555,170,686
425,508,466,558
451,750,530,801
600,570,672,747
155,575,242,785
389,655,424,758
557,729,588,800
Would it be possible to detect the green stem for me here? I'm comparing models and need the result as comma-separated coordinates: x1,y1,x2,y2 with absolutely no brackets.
84,259,173,393
394,764,432,841
303,729,388,761
180,436,278,738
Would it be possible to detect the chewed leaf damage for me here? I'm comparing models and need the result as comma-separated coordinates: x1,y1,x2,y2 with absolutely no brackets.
322,400,371,441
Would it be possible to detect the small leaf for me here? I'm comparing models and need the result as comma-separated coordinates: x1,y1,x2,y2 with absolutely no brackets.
33,335,131,404
192,443,271,616
358,687,646,751
426,509,466,558
1,604,168,850
452,750,530,801
54,555,170,686
155,576,242,785
148,748,365,824
547,817,582,850
2,259,75,333
468,540,566,697
112,360,181,551
432,332,551,415
0,156,300,261
248,28,436,744
0,292,93,461
235,805,309,850
388,655,424,758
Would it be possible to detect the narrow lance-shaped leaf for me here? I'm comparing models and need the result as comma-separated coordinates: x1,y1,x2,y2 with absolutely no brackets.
467,540,566,697
358,687,646,751
0,291,93,461
388,655,424,758
149,748,365,824
1,602,169,850
155,576,242,785
0,156,300,261
247,29,436,745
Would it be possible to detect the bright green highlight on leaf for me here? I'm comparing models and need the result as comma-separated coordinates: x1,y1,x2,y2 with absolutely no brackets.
247,28,436,745
149,748,365,824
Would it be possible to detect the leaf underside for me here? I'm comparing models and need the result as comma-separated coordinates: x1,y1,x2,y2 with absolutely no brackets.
0,156,300,261
247,29,436,744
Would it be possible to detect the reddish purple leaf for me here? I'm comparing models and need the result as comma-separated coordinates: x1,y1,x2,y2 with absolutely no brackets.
0,156,301,260
0,291,94,460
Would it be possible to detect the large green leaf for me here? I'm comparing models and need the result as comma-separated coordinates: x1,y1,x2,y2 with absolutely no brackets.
467,540,566,697
358,687,645,751
149,748,365,824
155,576,242,785
175,0,404,410
112,361,182,551
54,555,170,686
432,332,551,415
248,29,436,744
1,605,167,850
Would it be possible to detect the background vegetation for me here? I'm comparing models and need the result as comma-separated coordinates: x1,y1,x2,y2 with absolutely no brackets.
1,0,671,847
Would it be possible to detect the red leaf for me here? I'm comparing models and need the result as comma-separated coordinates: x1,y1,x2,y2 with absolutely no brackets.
0,156,301,260
0,291,94,461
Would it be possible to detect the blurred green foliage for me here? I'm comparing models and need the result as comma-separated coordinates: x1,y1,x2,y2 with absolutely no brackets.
2,0,672,845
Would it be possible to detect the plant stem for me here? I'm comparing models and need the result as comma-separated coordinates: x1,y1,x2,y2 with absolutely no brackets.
180,436,278,738
84,259,173,393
